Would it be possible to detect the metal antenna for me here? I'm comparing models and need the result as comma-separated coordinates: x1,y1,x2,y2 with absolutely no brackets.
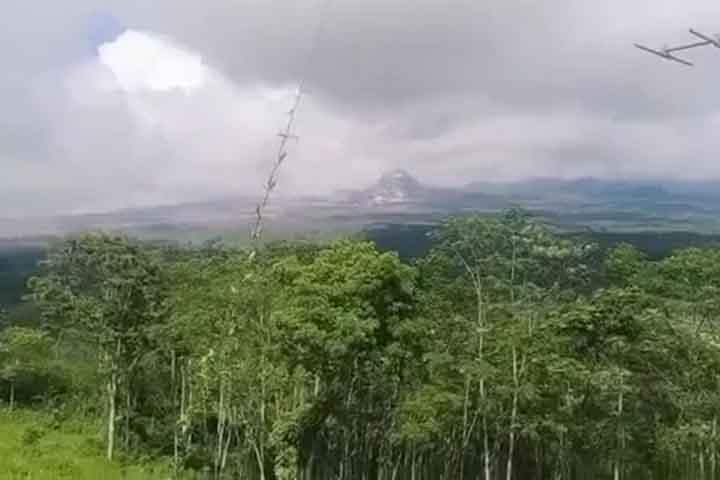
249,0,334,252
635,29,720,67
250,85,304,245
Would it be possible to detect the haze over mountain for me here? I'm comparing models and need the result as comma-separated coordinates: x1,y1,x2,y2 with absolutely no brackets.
5,170,720,240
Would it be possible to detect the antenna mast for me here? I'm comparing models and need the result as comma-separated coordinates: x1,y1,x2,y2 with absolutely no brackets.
635,29,720,66
250,85,303,244
250,1,333,249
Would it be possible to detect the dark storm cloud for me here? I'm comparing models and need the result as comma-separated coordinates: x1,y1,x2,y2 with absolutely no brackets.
2,0,720,216
123,0,720,118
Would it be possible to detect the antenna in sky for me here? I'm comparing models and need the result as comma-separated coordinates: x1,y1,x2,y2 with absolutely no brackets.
635,29,720,67
249,0,334,249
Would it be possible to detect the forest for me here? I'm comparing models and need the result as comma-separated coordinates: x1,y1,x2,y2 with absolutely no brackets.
3,210,720,479
0,244,45,307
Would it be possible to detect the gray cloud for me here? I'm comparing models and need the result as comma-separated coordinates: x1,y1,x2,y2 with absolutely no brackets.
2,0,720,216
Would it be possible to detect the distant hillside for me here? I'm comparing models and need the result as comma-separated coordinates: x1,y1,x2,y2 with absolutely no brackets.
6,173,720,239
466,177,720,203
364,222,720,262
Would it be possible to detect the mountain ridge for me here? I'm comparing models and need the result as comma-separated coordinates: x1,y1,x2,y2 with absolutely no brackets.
5,171,720,238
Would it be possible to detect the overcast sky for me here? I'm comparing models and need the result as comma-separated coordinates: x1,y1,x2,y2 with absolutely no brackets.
2,1,720,216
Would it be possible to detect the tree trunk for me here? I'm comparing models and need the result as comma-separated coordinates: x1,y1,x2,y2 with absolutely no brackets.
181,362,190,449
8,381,15,411
614,389,624,480
107,365,117,461
259,379,267,480
253,441,267,480
712,416,717,480
410,446,417,480
215,381,226,480
554,431,563,480
391,456,400,480
220,422,232,472
172,350,179,478
304,448,315,480
460,375,471,479
124,387,131,450
510,237,517,303
506,346,518,480
476,282,491,480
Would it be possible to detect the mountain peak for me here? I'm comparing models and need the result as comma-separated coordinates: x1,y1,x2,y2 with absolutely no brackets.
377,169,422,189
347,170,426,206
380,169,415,180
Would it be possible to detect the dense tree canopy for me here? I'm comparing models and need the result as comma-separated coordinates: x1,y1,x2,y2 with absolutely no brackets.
3,214,720,479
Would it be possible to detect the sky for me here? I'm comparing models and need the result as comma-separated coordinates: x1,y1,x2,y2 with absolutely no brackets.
2,1,720,217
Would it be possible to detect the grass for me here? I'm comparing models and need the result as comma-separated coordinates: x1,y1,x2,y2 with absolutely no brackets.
0,409,185,480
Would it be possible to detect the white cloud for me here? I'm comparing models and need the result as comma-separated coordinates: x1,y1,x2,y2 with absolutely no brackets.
1,28,386,217
1,30,304,216
98,30,208,93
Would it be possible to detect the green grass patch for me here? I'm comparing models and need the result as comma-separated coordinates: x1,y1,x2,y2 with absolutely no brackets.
0,409,185,479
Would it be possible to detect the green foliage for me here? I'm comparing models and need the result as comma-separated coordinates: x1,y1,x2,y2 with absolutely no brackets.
28,233,169,461
604,243,647,287
29,233,168,346
6,213,720,479
278,240,415,373
0,326,52,408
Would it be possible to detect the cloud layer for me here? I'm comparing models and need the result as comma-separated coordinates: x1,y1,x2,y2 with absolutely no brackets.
2,0,720,216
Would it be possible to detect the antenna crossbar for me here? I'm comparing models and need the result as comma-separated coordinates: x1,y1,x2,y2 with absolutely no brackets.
635,28,720,66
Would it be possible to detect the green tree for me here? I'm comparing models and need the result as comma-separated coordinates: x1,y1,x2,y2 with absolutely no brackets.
604,243,647,287
276,240,417,479
406,213,598,479
29,233,167,461
159,246,298,479
0,326,51,410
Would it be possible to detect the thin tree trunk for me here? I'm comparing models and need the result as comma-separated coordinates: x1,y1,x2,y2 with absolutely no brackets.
304,448,315,480
506,346,519,480
483,403,490,480
220,422,232,472
253,441,267,480
215,381,226,480
259,381,267,480
172,350,179,478
476,282,491,480
554,432,562,480
8,381,15,411
106,338,123,462
410,446,417,480
257,308,268,480
124,388,131,450
107,365,117,461
555,385,569,480
391,456,401,480
510,237,517,303
182,362,191,449
614,389,624,480
712,416,717,480
460,375,471,479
